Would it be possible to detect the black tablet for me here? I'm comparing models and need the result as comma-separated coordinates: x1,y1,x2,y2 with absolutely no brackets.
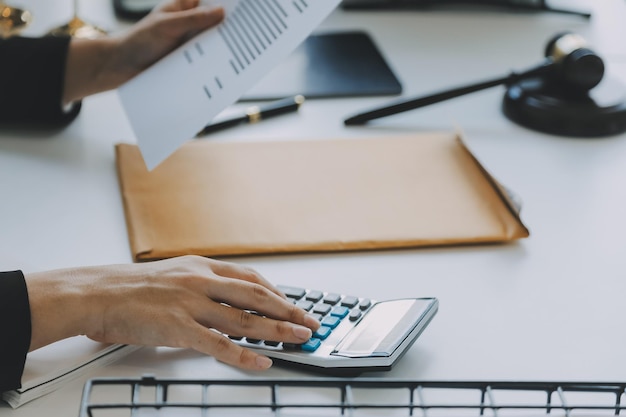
241,31,403,101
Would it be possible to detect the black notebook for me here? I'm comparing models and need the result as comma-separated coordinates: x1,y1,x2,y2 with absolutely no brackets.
241,31,403,101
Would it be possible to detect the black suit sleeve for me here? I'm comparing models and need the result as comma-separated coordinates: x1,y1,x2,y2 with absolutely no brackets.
0,271,31,393
0,36,81,126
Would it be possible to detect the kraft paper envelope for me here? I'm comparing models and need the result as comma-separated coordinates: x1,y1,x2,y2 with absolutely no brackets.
115,132,529,261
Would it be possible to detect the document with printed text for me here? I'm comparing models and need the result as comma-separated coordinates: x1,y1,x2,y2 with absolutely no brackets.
118,0,341,170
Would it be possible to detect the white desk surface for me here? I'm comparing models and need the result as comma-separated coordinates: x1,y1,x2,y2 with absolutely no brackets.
2,0,626,415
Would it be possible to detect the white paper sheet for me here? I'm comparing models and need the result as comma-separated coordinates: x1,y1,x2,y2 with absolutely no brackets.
118,0,341,170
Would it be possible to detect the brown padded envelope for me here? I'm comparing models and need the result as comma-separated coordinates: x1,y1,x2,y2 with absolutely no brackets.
115,132,529,261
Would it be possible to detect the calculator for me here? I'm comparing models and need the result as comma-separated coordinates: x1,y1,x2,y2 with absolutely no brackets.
231,285,438,376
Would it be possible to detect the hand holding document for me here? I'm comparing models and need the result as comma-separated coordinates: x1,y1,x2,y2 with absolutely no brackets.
118,0,341,170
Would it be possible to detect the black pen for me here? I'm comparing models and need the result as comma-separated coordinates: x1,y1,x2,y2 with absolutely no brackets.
196,95,305,136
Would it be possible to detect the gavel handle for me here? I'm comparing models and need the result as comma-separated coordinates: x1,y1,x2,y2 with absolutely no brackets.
344,61,554,126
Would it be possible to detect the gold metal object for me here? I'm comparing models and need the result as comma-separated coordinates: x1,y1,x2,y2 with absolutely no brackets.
0,3,32,38
47,0,106,39
47,16,106,38
246,106,262,123
550,33,588,63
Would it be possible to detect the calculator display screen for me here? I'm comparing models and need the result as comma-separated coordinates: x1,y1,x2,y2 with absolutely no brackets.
332,299,430,358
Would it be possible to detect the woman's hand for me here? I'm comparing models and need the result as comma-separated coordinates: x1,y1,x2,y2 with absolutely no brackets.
63,0,224,104
25,255,320,371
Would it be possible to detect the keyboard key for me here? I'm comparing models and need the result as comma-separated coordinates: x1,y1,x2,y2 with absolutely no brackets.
245,338,262,344
264,340,280,347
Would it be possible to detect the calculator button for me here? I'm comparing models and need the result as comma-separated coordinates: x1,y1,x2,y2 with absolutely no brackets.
313,326,332,340
349,310,362,322
263,340,280,347
245,338,262,344
359,298,372,310
330,306,349,318
305,290,324,302
278,285,306,300
228,335,243,341
282,343,301,351
341,296,359,308
295,300,314,311
323,293,342,305
321,316,341,329
313,303,332,316
310,313,324,322
301,338,322,352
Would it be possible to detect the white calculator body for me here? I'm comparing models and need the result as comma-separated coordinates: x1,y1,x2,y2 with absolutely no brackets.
231,285,438,375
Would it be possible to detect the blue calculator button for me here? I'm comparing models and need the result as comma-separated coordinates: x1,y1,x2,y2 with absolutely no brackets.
313,326,332,340
330,306,349,318
301,338,321,352
321,316,341,329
